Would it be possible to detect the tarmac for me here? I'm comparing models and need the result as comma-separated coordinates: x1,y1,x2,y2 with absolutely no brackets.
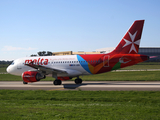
0,81,160,91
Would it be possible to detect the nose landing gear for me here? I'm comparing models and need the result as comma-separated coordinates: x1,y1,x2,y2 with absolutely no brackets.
23,81,28,84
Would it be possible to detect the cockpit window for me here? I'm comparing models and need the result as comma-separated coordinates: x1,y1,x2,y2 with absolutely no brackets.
11,62,14,65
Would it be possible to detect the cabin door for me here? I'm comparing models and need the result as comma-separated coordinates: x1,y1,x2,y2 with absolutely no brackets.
103,55,109,67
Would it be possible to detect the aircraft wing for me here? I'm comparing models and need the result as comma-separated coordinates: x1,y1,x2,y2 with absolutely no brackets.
25,62,67,74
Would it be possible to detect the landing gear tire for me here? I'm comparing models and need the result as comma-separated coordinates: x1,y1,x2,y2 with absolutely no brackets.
75,78,82,84
54,79,62,85
43,75,46,79
23,81,28,84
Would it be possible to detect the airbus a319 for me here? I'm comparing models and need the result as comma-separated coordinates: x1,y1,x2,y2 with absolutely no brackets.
7,20,149,85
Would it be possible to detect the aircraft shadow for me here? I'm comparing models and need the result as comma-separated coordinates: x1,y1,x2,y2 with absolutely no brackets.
62,81,160,90
29,81,160,90
63,83,87,89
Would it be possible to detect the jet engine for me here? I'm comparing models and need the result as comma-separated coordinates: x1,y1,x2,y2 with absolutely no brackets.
22,71,45,83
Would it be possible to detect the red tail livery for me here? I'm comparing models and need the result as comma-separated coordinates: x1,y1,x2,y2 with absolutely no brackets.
113,20,144,54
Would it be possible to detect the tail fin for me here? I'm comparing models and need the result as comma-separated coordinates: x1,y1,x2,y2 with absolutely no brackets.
112,20,145,54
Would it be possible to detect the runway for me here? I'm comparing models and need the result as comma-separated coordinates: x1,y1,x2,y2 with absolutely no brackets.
0,81,160,91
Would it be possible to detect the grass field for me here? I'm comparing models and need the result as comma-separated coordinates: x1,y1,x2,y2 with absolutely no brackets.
1,71,160,81
1,64,160,119
0,64,8,73
0,90,160,120
121,64,160,70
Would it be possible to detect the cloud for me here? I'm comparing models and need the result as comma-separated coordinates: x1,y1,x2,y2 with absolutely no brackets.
2,46,37,51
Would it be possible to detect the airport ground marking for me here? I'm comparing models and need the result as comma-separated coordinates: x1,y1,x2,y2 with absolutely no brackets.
48,88,65,91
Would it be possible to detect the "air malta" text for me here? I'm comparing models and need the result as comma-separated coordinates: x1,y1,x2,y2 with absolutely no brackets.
25,58,48,65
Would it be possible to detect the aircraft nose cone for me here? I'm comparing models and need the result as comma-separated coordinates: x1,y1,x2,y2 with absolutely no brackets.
6,65,15,75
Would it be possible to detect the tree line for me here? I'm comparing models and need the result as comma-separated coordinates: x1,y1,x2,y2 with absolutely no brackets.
30,51,53,57
0,61,12,64
1,51,53,64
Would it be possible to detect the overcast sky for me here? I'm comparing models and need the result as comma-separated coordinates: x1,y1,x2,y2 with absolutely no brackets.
0,0,160,60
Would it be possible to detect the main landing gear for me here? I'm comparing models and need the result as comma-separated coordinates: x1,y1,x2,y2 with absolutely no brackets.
53,79,62,85
75,78,82,84
53,77,83,85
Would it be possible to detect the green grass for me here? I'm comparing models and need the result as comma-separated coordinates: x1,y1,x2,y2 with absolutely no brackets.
0,64,8,73
83,71,160,81
0,90,160,120
1,71,160,81
119,62,160,70
121,64,160,70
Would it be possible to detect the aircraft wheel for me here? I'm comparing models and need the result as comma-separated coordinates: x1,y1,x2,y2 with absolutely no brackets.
54,79,62,85
75,78,82,84
43,75,46,79
23,81,28,84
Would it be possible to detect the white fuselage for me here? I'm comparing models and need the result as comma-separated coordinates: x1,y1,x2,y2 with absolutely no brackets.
6,55,91,77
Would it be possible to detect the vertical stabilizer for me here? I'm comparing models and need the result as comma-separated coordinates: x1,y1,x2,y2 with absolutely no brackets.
112,20,144,54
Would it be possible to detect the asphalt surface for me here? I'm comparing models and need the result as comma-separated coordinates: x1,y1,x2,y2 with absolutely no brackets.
0,81,160,91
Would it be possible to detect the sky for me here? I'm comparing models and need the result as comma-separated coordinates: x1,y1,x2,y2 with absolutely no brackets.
0,0,160,60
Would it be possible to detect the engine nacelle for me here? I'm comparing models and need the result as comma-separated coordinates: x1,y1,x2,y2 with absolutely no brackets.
57,77,72,81
22,71,45,83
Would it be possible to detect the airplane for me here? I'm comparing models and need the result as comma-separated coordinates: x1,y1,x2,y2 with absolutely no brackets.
6,20,149,85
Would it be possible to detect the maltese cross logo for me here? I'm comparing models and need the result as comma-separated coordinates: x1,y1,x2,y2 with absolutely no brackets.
123,31,140,53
